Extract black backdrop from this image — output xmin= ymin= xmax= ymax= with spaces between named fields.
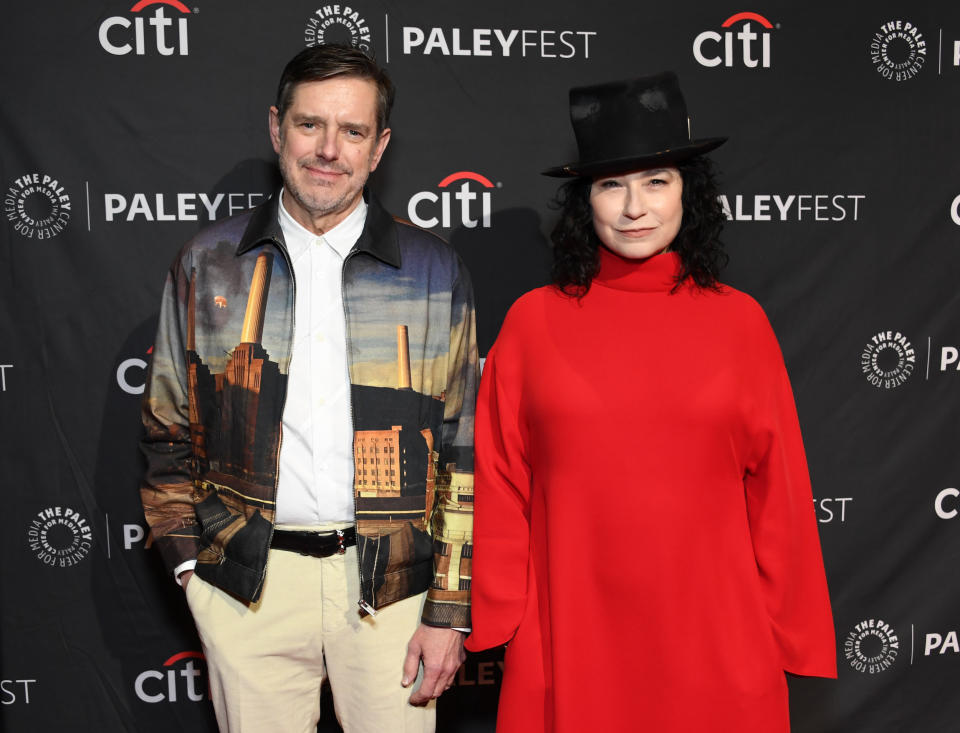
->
xmin=3 ymin=2 xmax=960 ymax=731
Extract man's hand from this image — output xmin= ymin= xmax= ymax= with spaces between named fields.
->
xmin=402 ymin=623 xmax=466 ymax=705
xmin=179 ymin=569 xmax=194 ymax=590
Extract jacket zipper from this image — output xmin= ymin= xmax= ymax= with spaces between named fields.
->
xmin=341 ymin=250 xmax=378 ymax=616
xmin=258 ymin=238 xmax=294 ymax=597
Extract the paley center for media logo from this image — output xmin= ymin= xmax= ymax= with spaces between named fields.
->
xmin=305 ymin=5 xmax=372 ymax=51
xmin=870 ymin=20 xmax=926 ymax=81
xmin=27 ymin=506 xmax=93 ymax=568
xmin=5 ymin=173 xmax=71 ymax=239
xmin=860 ymin=331 xmax=915 ymax=389
xmin=844 ymin=618 xmax=899 ymax=674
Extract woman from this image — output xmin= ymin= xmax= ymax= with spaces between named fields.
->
xmin=465 ymin=73 xmax=836 ymax=732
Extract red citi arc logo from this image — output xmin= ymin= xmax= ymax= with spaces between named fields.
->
xmin=407 ymin=171 xmax=496 ymax=230
xmin=99 ymin=0 xmax=192 ymax=56
xmin=135 ymin=651 xmax=208 ymax=703
xmin=693 ymin=12 xmax=773 ymax=68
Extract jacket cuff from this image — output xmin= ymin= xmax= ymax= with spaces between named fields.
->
xmin=421 ymin=594 xmax=471 ymax=628
xmin=154 ymin=527 xmax=201 ymax=576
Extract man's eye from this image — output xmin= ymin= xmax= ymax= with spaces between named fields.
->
xmin=346 ymin=129 xmax=363 ymax=138
xmin=300 ymin=122 xmax=315 ymax=130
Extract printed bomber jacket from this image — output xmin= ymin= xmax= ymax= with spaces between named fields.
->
xmin=140 ymin=190 xmax=478 ymax=627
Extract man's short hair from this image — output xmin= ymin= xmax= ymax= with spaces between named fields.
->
xmin=274 ymin=44 xmax=395 ymax=135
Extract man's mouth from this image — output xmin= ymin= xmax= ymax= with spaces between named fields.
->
xmin=301 ymin=162 xmax=349 ymax=179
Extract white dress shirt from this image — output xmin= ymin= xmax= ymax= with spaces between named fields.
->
xmin=274 ymin=193 xmax=365 ymax=526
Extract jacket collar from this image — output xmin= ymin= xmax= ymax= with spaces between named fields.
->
xmin=236 ymin=188 xmax=401 ymax=268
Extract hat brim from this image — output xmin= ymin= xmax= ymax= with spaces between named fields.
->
xmin=541 ymin=137 xmax=727 ymax=178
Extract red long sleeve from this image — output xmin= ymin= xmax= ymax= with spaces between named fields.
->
xmin=467 ymin=250 xmax=835 ymax=733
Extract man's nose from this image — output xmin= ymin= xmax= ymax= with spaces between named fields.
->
xmin=317 ymin=129 xmax=340 ymax=160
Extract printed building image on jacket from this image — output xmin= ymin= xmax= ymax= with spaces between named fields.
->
xmin=141 ymin=192 xmax=477 ymax=628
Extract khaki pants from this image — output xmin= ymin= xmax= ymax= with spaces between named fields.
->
xmin=185 ymin=530 xmax=434 ymax=733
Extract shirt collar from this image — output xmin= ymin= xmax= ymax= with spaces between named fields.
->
xmin=277 ymin=190 xmax=368 ymax=260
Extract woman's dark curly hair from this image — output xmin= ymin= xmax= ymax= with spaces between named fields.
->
xmin=550 ymin=155 xmax=728 ymax=296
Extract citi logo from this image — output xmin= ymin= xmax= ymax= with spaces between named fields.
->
xmin=117 ymin=347 xmax=151 ymax=395
xmin=135 ymin=651 xmax=208 ymax=703
xmin=693 ymin=12 xmax=773 ymax=68
xmin=935 ymin=488 xmax=960 ymax=519
xmin=407 ymin=171 xmax=496 ymax=230
xmin=99 ymin=0 xmax=192 ymax=56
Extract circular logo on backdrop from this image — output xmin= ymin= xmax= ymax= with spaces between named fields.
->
xmin=861 ymin=331 xmax=915 ymax=389
xmin=4 ymin=173 xmax=71 ymax=239
xmin=304 ymin=5 xmax=372 ymax=51
xmin=844 ymin=619 xmax=899 ymax=673
xmin=27 ymin=507 xmax=93 ymax=567
xmin=869 ymin=20 xmax=926 ymax=82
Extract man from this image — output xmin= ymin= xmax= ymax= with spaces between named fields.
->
xmin=140 ymin=44 xmax=477 ymax=732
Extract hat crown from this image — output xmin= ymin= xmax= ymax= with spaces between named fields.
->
xmin=569 ymin=72 xmax=691 ymax=169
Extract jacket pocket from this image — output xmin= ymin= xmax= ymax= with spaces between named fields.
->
xmin=195 ymin=493 xmax=239 ymax=552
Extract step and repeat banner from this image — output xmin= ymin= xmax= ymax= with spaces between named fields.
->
xmin=3 ymin=1 xmax=960 ymax=731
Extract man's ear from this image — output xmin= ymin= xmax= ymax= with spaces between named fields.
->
xmin=269 ymin=106 xmax=282 ymax=154
xmin=369 ymin=128 xmax=391 ymax=172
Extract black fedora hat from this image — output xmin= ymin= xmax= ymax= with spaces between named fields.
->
xmin=542 ymin=71 xmax=726 ymax=178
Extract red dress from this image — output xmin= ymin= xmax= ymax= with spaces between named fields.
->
xmin=465 ymin=249 xmax=836 ymax=732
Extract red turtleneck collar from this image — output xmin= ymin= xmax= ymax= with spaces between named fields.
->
xmin=592 ymin=246 xmax=683 ymax=293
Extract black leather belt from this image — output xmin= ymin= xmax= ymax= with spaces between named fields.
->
xmin=270 ymin=527 xmax=356 ymax=557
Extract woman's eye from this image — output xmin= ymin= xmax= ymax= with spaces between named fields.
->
xmin=599 ymin=179 xmax=621 ymax=189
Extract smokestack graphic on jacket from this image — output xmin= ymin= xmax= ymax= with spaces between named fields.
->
xmin=397 ymin=324 xmax=412 ymax=390
xmin=239 ymin=252 xmax=272 ymax=344
xmin=181 ymin=249 xmax=286 ymax=500
xmin=216 ymin=251 xmax=283 ymax=480
xmin=186 ymin=267 xmax=215 ymax=468
xmin=355 ymin=324 xmax=427 ymax=504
